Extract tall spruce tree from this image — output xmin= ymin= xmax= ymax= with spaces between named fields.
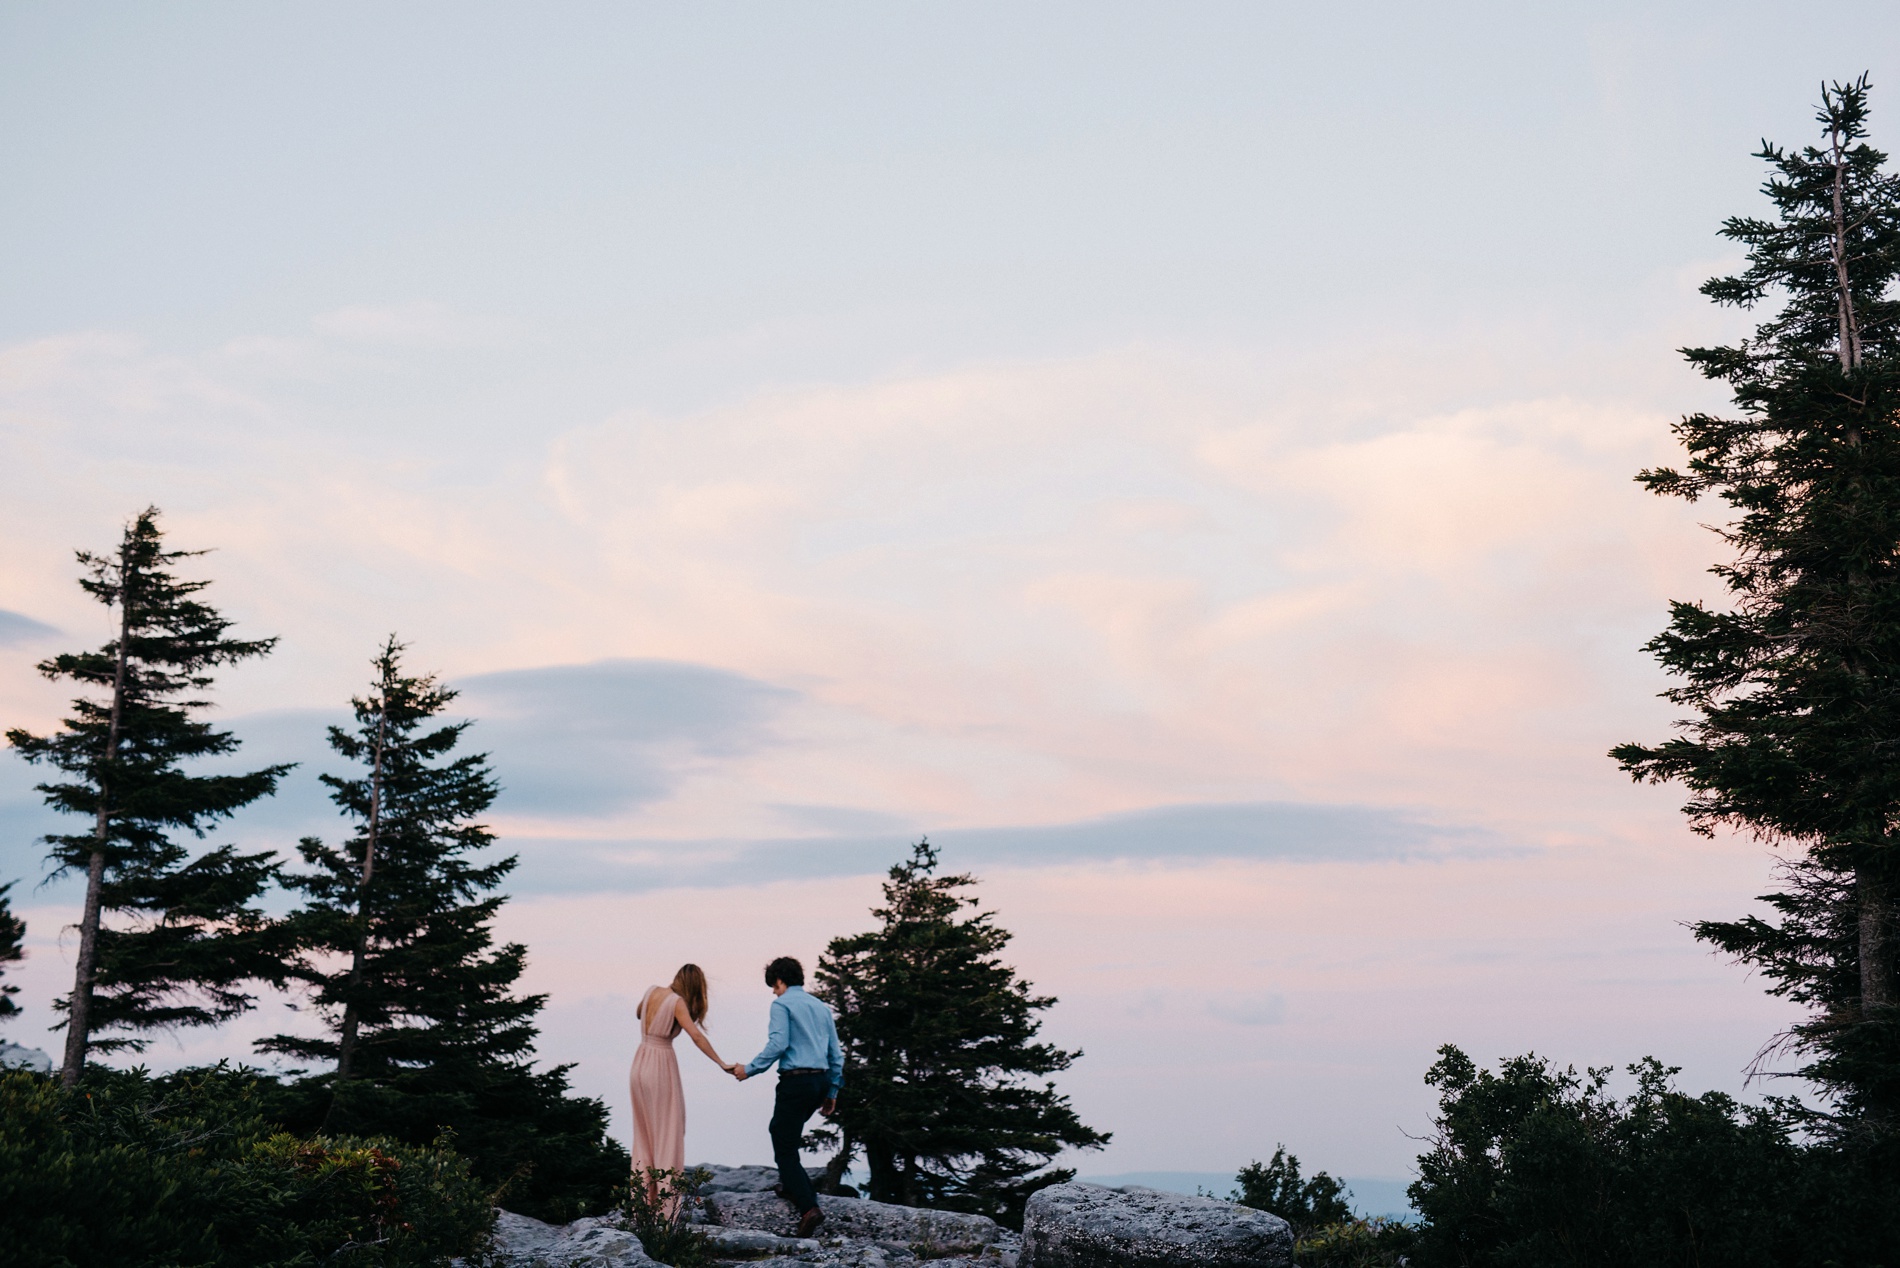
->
xmin=1612 ymin=77 xmax=1900 ymax=1126
xmin=5 ymin=509 xmax=290 ymax=1085
xmin=0 ymin=883 xmax=25 ymax=1026
xmin=813 ymin=840 xmax=1107 ymax=1227
xmin=260 ymin=638 xmax=626 ymax=1221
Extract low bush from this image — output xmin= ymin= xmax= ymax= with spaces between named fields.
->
xmin=1406 ymin=1045 xmax=1900 ymax=1268
xmin=1228 ymin=1145 xmax=1414 ymax=1267
xmin=1230 ymin=1144 xmax=1354 ymax=1238
xmin=618 ymin=1166 xmax=714 ymax=1268
xmin=0 ymin=1065 xmax=494 ymax=1267
xmin=261 ymin=1058 xmax=629 ymax=1224
xmin=1295 ymin=1216 xmax=1418 ymax=1268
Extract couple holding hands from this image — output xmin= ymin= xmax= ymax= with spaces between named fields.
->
xmin=630 ymin=956 xmax=843 ymax=1239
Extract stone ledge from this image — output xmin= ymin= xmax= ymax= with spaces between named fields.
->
xmin=486 ymin=1165 xmax=1036 ymax=1268
xmin=1021 ymin=1183 xmax=1292 ymax=1268
xmin=706 ymin=1189 xmax=1006 ymax=1249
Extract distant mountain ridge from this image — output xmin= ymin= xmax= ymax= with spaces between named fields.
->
xmin=1076 ymin=1171 xmax=1415 ymax=1220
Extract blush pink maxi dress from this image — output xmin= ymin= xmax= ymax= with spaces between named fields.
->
xmin=629 ymin=987 xmax=687 ymax=1178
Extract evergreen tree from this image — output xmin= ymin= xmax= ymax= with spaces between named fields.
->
xmin=0 ymin=883 xmax=25 ymax=1026
xmin=1612 ymin=77 xmax=1900 ymax=1125
xmin=259 ymin=638 xmax=626 ymax=1221
xmin=813 ymin=840 xmax=1107 ymax=1227
xmin=5 ymin=508 xmax=290 ymax=1084
xmin=1231 ymin=1147 xmax=1354 ymax=1240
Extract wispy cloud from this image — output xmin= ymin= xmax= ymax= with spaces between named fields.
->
xmin=1207 ymin=992 xmax=1287 ymax=1027
xmin=496 ymin=799 xmax=1509 ymax=895
xmin=1 ymin=331 xmax=1716 ymax=849
xmin=0 ymin=610 xmax=58 ymax=647
xmin=458 ymin=659 xmax=795 ymax=818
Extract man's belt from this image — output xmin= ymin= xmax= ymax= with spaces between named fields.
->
xmin=781 ymin=1067 xmax=826 ymax=1076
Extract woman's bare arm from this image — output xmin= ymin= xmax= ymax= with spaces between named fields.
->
xmin=674 ymin=995 xmax=729 ymax=1068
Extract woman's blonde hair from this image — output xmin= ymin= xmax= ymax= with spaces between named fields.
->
xmin=670 ymin=963 xmax=709 ymax=1023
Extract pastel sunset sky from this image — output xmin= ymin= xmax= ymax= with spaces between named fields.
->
xmin=3 ymin=2 xmax=1894 ymax=1186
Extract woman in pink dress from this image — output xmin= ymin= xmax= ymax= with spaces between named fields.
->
xmin=630 ymin=964 xmax=739 ymax=1201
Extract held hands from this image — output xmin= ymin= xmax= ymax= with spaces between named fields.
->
xmin=730 ymin=1063 xmax=748 ymax=1081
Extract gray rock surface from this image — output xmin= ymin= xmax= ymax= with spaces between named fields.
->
xmin=0 ymin=1042 xmax=52 ymax=1073
xmin=485 ymin=1165 xmax=1020 ymax=1268
xmin=1020 ymin=1184 xmax=1292 ymax=1268
xmin=706 ymin=1189 xmax=1005 ymax=1250
xmin=485 ymin=1210 xmax=660 ymax=1268
xmin=693 ymin=1163 xmax=830 ymax=1195
xmin=701 ymin=1226 xmax=822 ymax=1257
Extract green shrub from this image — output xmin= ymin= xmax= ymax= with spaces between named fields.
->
xmin=1230 ymin=1145 xmax=1354 ymax=1239
xmin=260 ymin=1060 xmax=630 ymax=1224
xmin=1295 ymin=1217 xmax=1418 ymax=1268
xmin=1406 ymin=1045 xmax=1900 ymax=1268
xmin=0 ymin=1065 xmax=494 ymax=1267
xmin=618 ymin=1166 xmax=714 ymax=1268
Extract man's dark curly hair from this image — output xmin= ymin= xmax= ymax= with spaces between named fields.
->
xmin=764 ymin=956 xmax=804 ymax=988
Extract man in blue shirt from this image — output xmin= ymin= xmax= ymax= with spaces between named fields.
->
xmin=735 ymin=955 xmax=844 ymax=1237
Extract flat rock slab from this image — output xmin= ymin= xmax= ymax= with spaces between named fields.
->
xmin=484 ymin=1210 xmax=659 ymax=1268
xmin=743 ymin=1249 xmax=889 ymax=1268
xmin=706 ymin=1190 xmax=1006 ymax=1250
xmin=735 ymin=1247 xmax=1007 ymax=1268
xmin=702 ymin=1225 xmax=823 ymax=1257
xmin=1021 ymin=1184 xmax=1292 ymax=1268
xmin=0 ymin=1043 xmax=52 ymax=1073
xmin=695 ymin=1163 xmax=830 ymax=1194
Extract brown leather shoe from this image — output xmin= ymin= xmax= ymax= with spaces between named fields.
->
xmin=796 ymin=1206 xmax=825 ymax=1239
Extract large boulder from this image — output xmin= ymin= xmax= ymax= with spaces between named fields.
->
xmin=705 ymin=1189 xmax=1005 ymax=1250
xmin=0 ymin=1043 xmax=52 ymax=1073
xmin=1020 ymin=1184 xmax=1292 ymax=1268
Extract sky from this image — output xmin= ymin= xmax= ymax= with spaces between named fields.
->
xmin=3 ymin=1 xmax=1897 ymax=1192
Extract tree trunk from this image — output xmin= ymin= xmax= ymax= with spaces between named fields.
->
xmin=60 ymin=546 xmax=135 ymax=1088
xmin=1862 ymin=866 xmax=1893 ymax=1014
xmin=328 ymin=703 xmax=386 ymax=1120
xmin=819 ymin=1134 xmax=855 ymax=1195
xmin=865 ymin=1141 xmax=898 ymax=1204
xmin=59 ymin=850 xmax=107 ymax=1088
xmin=1831 ymin=118 xmax=1865 ymax=371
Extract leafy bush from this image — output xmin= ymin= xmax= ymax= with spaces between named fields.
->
xmin=1406 ymin=1045 xmax=1900 ymax=1268
xmin=1230 ymin=1145 xmax=1354 ymax=1238
xmin=261 ymin=1059 xmax=630 ymax=1224
xmin=0 ymin=1065 xmax=494 ymax=1267
xmin=1295 ymin=1216 xmax=1417 ymax=1268
xmin=618 ymin=1166 xmax=713 ymax=1268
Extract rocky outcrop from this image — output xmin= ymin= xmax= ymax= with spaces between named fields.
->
xmin=705 ymin=1190 xmax=1005 ymax=1250
xmin=487 ymin=1210 xmax=660 ymax=1267
xmin=0 ymin=1043 xmax=52 ymax=1073
xmin=484 ymin=1164 xmax=1017 ymax=1268
xmin=693 ymin=1163 xmax=831 ymax=1195
xmin=1020 ymin=1183 xmax=1292 ymax=1268
xmin=700 ymin=1225 xmax=824 ymax=1258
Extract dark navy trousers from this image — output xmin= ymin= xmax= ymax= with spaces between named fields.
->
xmin=769 ymin=1071 xmax=828 ymax=1214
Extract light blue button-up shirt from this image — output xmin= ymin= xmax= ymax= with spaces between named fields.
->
xmin=745 ymin=986 xmax=844 ymax=1097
